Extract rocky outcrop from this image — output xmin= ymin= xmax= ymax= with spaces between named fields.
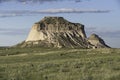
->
xmin=16 ymin=16 xmax=110 ymax=48
xmin=88 ymin=34 xmax=110 ymax=48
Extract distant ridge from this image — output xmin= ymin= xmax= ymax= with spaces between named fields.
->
xmin=15 ymin=16 xmax=110 ymax=48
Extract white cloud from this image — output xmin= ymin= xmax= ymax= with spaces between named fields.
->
xmin=0 ymin=8 xmax=110 ymax=18
xmin=37 ymin=8 xmax=110 ymax=13
xmin=0 ymin=0 xmax=87 ymax=4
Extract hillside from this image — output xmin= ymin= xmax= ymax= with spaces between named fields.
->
xmin=16 ymin=16 xmax=109 ymax=48
xmin=0 ymin=47 xmax=120 ymax=80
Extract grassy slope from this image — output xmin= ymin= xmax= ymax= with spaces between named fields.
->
xmin=0 ymin=47 xmax=120 ymax=80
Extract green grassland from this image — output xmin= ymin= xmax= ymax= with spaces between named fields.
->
xmin=0 ymin=47 xmax=120 ymax=80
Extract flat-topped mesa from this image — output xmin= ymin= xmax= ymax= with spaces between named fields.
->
xmin=22 ymin=16 xmax=89 ymax=48
xmin=26 ymin=16 xmax=86 ymax=42
xmin=34 ymin=16 xmax=85 ymax=34
xmin=16 ymin=16 xmax=110 ymax=48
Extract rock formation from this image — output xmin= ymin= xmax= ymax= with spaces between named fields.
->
xmin=16 ymin=16 xmax=110 ymax=48
xmin=88 ymin=34 xmax=110 ymax=48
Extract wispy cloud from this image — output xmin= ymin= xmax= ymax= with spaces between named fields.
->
xmin=0 ymin=14 xmax=24 ymax=17
xmin=37 ymin=8 xmax=110 ymax=14
xmin=86 ymin=27 xmax=97 ymax=31
xmin=97 ymin=30 xmax=120 ymax=37
xmin=0 ymin=28 xmax=29 ymax=35
xmin=0 ymin=0 xmax=88 ymax=4
xmin=0 ymin=8 xmax=110 ymax=18
xmin=86 ymin=27 xmax=120 ymax=38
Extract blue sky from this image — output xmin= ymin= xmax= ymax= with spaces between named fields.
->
xmin=0 ymin=0 xmax=120 ymax=48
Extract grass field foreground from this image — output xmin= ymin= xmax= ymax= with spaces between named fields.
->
xmin=0 ymin=47 xmax=120 ymax=80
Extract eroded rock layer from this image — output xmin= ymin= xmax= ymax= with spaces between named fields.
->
xmin=16 ymin=16 xmax=110 ymax=48
xmin=88 ymin=34 xmax=110 ymax=48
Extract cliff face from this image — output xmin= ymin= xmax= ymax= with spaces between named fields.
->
xmin=26 ymin=17 xmax=86 ymax=42
xmin=17 ymin=16 xmax=109 ymax=48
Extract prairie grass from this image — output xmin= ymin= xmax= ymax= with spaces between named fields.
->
xmin=0 ymin=47 xmax=120 ymax=80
